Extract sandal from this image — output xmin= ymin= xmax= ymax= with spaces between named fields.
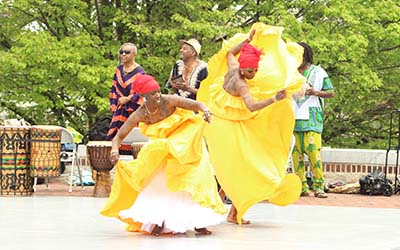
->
xmin=314 ymin=190 xmax=328 ymax=198
xmin=301 ymin=191 xmax=310 ymax=197
xmin=151 ymin=224 xmax=163 ymax=237
xmin=194 ymin=227 xmax=212 ymax=235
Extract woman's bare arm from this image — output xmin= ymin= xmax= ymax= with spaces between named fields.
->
xmin=170 ymin=95 xmax=208 ymax=112
xmin=226 ymin=30 xmax=256 ymax=70
xmin=238 ymin=84 xmax=287 ymax=112
xmin=111 ymin=110 xmax=142 ymax=153
xmin=167 ymin=95 xmax=211 ymax=122
xmin=306 ymin=88 xmax=334 ymax=98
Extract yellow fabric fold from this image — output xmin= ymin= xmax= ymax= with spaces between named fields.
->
xmin=100 ymin=108 xmax=227 ymax=228
xmin=199 ymin=23 xmax=304 ymax=223
xmin=208 ymin=83 xmax=262 ymax=121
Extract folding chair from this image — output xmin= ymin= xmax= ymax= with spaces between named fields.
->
xmin=76 ymin=144 xmax=88 ymax=167
xmin=287 ymin=134 xmax=296 ymax=173
xmin=60 ymin=129 xmax=84 ymax=193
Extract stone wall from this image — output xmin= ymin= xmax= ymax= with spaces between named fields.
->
xmin=297 ymin=148 xmax=400 ymax=184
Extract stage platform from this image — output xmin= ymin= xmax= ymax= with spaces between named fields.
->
xmin=1 ymin=196 xmax=399 ymax=250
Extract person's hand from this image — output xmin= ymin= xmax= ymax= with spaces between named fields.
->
xmin=118 ymin=96 xmax=130 ymax=105
xmin=168 ymin=81 xmax=178 ymax=91
xmin=305 ymin=86 xmax=315 ymax=96
xmin=274 ymin=89 xmax=287 ymax=102
xmin=202 ymin=110 xmax=212 ymax=123
xmin=170 ymin=78 xmax=186 ymax=90
xmin=174 ymin=81 xmax=188 ymax=91
xmin=110 ymin=150 xmax=119 ymax=165
xmin=292 ymin=83 xmax=308 ymax=99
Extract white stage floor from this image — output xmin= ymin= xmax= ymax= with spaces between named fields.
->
xmin=1 ymin=197 xmax=399 ymax=250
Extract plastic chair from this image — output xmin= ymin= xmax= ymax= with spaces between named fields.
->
xmin=60 ymin=129 xmax=84 ymax=193
xmin=287 ymin=134 xmax=296 ymax=173
xmin=76 ymin=144 xmax=88 ymax=167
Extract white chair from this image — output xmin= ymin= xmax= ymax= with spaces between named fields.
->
xmin=60 ymin=129 xmax=84 ymax=193
xmin=76 ymin=144 xmax=88 ymax=167
xmin=286 ymin=134 xmax=296 ymax=173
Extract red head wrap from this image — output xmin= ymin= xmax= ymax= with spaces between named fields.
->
xmin=133 ymin=74 xmax=160 ymax=94
xmin=237 ymin=43 xmax=262 ymax=69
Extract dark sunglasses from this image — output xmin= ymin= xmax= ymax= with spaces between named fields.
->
xmin=119 ymin=50 xmax=131 ymax=55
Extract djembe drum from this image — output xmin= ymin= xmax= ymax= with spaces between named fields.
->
xmin=87 ymin=141 xmax=113 ymax=197
xmin=0 ymin=126 xmax=33 ymax=196
xmin=131 ymin=142 xmax=146 ymax=159
xmin=30 ymin=126 xmax=62 ymax=178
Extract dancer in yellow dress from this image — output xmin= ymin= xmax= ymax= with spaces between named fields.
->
xmin=101 ymin=74 xmax=226 ymax=236
xmin=198 ymin=23 xmax=305 ymax=224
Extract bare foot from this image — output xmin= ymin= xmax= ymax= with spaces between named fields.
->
xmin=151 ymin=224 xmax=163 ymax=237
xmin=194 ymin=227 xmax=212 ymax=235
xmin=226 ymin=205 xmax=250 ymax=224
xmin=226 ymin=216 xmax=251 ymax=225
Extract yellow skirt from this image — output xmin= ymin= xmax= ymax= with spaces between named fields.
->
xmin=199 ymin=23 xmax=305 ymax=223
xmin=100 ymin=109 xmax=227 ymax=231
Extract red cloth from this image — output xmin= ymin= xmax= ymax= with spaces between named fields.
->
xmin=133 ymin=75 xmax=160 ymax=94
xmin=238 ymin=43 xmax=262 ymax=69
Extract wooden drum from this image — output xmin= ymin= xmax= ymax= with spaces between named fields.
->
xmin=30 ymin=126 xmax=62 ymax=177
xmin=131 ymin=142 xmax=146 ymax=159
xmin=0 ymin=126 xmax=33 ymax=196
xmin=87 ymin=141 xmax=113 ymax=197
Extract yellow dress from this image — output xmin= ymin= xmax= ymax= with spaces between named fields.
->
xmin=198 ymin=23 xmax=305 ymax=223
xmin=100 ymin=108 xmax=227 ymax=232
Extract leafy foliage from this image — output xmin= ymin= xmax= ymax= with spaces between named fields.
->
xmin=0 ymin=0 xmax=399 ymax=149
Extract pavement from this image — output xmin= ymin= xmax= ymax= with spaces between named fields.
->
xmin=1 ymin=175 xmax=400 ymax=250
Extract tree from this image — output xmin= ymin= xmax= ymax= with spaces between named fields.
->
xmin=234 ymin=0 xmax=400 ymax=148
xmin=0 ymin=0 xmax=113 ymax=132
xmin=0 ymin=0 xmax=398 ymax=149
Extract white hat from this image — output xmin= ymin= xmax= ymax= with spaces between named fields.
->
xmin=179 ymin=38 xmax=201 ymax=55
